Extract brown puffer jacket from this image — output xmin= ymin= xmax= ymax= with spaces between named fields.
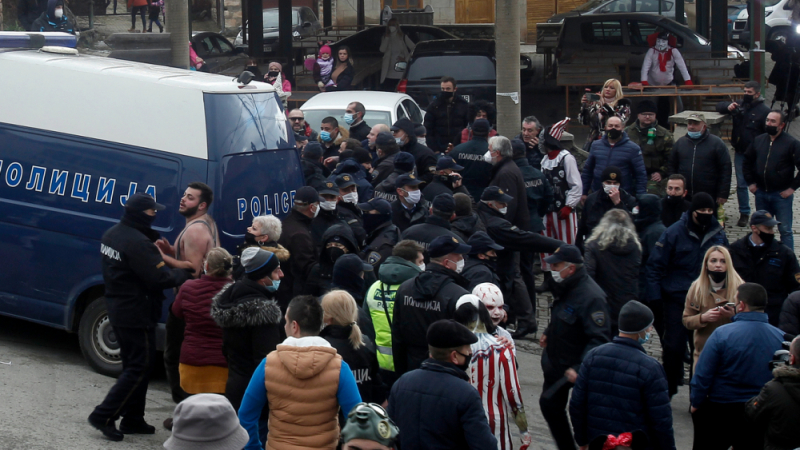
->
xmin=264 ymin=343 xmax=342 ymax=450
xmin=682 ymin=287 xmax=735 ymax=368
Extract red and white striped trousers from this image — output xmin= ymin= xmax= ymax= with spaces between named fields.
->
xmin=540 ymin=211 xmax=578 ymax=271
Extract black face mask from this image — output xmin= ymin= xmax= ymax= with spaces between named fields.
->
xmin=363 ymin=214 xmax=389 ymax=236
xmin=455 ymin=358 xmax=470 ymax=372
xmin=267 ymin=71 xmax=280 ymax=78
xmin=742 ymin=94 xmax=754 ymax=104
xmin=766 ymin=125 xmax=780 ymax=136
xmin=246 ymin=66 xmax=258 ymax=73
xmin=440 ymin=91 xmax=454 ymax=100
xmin=245 ymin=231 xmax=258 ymax=245
xmin=694 ymin=212 xmax=714 ymax=227
xmin=324 ymin=247 xmax=346 ymax=264
xmin=709 ymin=270 xmax=727 ymax=283
xmin=606 ymin=129 xmax=622 ymax=140
xmin=666 ymin=195 xmax=684 ymax=205
xmin=758 ymin=230 xmax=776 ymax=247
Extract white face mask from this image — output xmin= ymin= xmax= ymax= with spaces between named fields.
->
xmin=342 ymin=192 xmax=359 ymax=204
xmin=312 ymin=204 xmax=320 ymax=218
xmin=603 ymin=184 xmax=616 ymax=194
xmin=320 ymin=200 xmax=337 ymax=211
xmin=655 ymin=39 xmax=669 ymax=52
xmin=405 ymin=189 xmax=421 ymax=205
xmin=483 ymin=151 xmax=494 ymax=164
xmin=418 ymin=262 xmax=426 ymax=271
xmin=498 ymin=206 xmax=508 ymax=215
xmin=450 ymin=258 xmax=465 ymax=273
xmin=54 ymin=7 xmax=63 ymax=18
xmin=551 ymin=266 xmax=569 ymax=284
xmin=418 ymin=137 xmax=426 ymax=146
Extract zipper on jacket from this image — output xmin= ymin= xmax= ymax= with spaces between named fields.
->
xmin=691 ymin=144 xmax=696 ymax=196
xmin=764 ymin=139 xmax=773 ymax=192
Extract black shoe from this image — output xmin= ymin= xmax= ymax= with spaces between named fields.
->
xmin=163 ymin=417 xmax=173 ymax=431
xmin=88 ymin=416 xmax=124 ymax=442
xmin=119 ymin=419 xmax=156 ymax=435
xmin=736 ymin=214 xmax=750 ymax=227
xmin=511 ymin=325 xmax=537 ymax=339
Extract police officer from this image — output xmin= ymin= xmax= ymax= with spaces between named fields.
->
xmin=625 ymin=99 xmax=674 ymax=196
xmin=729 ymin=211 xmax=800 ymax=326
xmin=336 ymin=173 xmax=367 ymax=249
xmin=462 ymin=231 xmax=504 ymax=291
xmin=391 ymin=118 xmax=438 ymax=185
xmin=358 ymin=198 xmax=400 ymax=272
xmin=392 ymin=235 xmax=472 ymax=375
xmin=312 ymin=180 xmax=348 ymax=250
xmin=401 ymin=192 xmax=464 ymax=251
xmin=422 ymin=155 xmax=469 ymax=202
xmin=476 ymin=186 xmax=563 ymax=338
xmin=539 ymin=244 xmax=611 ymax=450
xmin=89 ymin=193 xmax=191 ymax=441
xmin=390 ymin=173 xmax=430 ymax=232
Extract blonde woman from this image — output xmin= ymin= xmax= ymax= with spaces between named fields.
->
xmin=379 ymin=18 xmax=415 ymax=91
xmin=682 ymin=246 xmax=743 ymax=367
xmin=579 ymin=78 xmax=632 ymax=147
xmin=320 ymin=290 xmax=385 ymax=405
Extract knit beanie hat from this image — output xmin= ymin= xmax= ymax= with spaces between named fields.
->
xmin=601 ymin=165 xmax=622 ymax=184
xmin=319 ymin=45 xmax=332 ymax=56
xmin=618 ymin=300 xmax=654 ymax=334
xmin=637 ymin=99 xmax=658 ymax=115
xmin=241 ymin=247 xmax=279 ymax=281
xmin=690 ymin=192 xmax=715 ymax=212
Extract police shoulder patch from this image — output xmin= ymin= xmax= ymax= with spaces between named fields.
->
xmin=368 ymin=251 xmax=382 ymax=265
xmin=428 ymin=166 xmax=437 ymax=173
xmin=591 ymin=311 xmax=606 ymax=326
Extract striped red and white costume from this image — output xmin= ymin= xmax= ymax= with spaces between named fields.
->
xmin=468 ymin=332 xmax=525 ymax=450
xmin=540 ymin=150 xmax=582 ymax=271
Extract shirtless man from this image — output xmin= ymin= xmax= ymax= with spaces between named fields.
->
xmin=155 ymin=182 xmax=219 ymax=417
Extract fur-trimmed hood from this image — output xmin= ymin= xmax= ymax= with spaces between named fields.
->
xmin=210 ymin=279 xmax=282 ymax=328
xmin=773 ymin=364 xmax=800 ymax=379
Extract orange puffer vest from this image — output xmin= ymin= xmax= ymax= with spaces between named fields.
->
xmin=264 ymin=344 xmax=342 ymax=450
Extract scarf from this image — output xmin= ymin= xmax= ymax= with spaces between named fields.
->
xmin=657 ymin=48 xmax=673 ymax=72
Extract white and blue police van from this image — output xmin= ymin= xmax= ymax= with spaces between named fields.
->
xmin=0 ymin=33 xmax=303 ymax=376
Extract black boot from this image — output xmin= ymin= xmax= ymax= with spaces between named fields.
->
xmin=88 ymin=416 xmax=124 ymax=442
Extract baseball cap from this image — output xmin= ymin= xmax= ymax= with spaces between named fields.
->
xmin=358 ymin=198 xmax=392 ymax=215
xmin=125 ymin=192 xmax=165 ymax=212
xmin=431 ymin=193 xmax=456 ymax=214
xmin=302 ymin=141 xmax=324 ymax=159
xmin=395 ymin=173 xmax=423 ymax=189
xmin=294 ymin=186 xmax=320 ymax=205
xmin=687 ymin=113 xmax=706 ymax=123
xmin=471 ymin=119 xmax=491 ymax=135
xmin=375 ymin=131 xmax=395 ymax=147
xmin=543 ymin=244 xmax=584 ymax=265
xmin=436 ymin=156 xmax=463 ymax=171
xmin=428 ymin=235 xmax=471 ymax=258
xmin=391 ymin=118 xmax=415 ymax=136
xmin=467 ymin=231 xmax=504 ymax=254
xmin=393 ymin=152 xmax=416 ymax=173
xmin=335 ymin=173 xmax=357 ymax=189
xmin=750 ymin=210 xmax=780 ymax=227
xmin=415 ymin=124 xmax=426 ymax=137
xmin=319 ymin=180 xmax=339 ymax=196
xmin=480 ymin=186 xmax=513 ymax=203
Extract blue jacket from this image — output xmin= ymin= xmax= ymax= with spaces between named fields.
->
xmin=387 ymin=359 xmax=498 ymax=450
xmin=645 ymin=212 xmax=728 ymax=301
xmin=582 ymin=132 xmax=648 ymax=195
xmin=570 ymin=337 xmax=676 ymax=450
xmin=691 ymin=312 xmax=785 ymax=407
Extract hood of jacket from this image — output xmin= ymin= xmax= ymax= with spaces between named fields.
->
xmin=679 ymin=211 xmax=723 ymax=244
xmin=333 ymin=159 xmax=366 ymax=176
xmin=209 ymin=279 xmax=282 ymax=328
xmin=260 ymin=241 xmax=290 ymax=262
xmin=47 ymin=0 xmax=61 ymax=21
xmin=412 ymin=263 xmax=469 ymax=300
xmin=302 ymin=158 xmax=325 ymax=177
xmin=275 ymin=336 xmax=337 ymax=380
xmin=451 ymin=213 xmax=479 ymax=235
xmin=320 ymin=223 xmax=360 ymax=255
xmin=378 ymin=256 xmax=422 ymax=285
xmin=773 ymin=365 xmax=800 ymax=404
xmin=634 ymin=194 xmax=663 ymax=230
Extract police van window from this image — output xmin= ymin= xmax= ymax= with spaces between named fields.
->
xmin=204 ymin=93 xmax=291 ymax=157
xmin=581 ymin=21 xmax=624 ymax=46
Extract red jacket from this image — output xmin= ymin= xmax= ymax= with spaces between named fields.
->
xmin=172 ymin=275 xmax=230 ymax=367
xmin=460 ymin=126 xmax=497 ymax=143
xmin=128 ymin=0 xmax=149 ymax=7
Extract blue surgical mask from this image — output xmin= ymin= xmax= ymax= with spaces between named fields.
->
xmin=265 ymin=279 xmax=280 ymax=292
xmin=638 ymin=331 xmax=652 ymax=345
xmin=344 ymin=113 xmax=355 ymax=125
xmin=395 ymin=137 xmax=404 ymax=146
xmin=687 ymin=130 xmax=702 ymax=139
xmin=320 ymin=131 xmax=332 ymax=142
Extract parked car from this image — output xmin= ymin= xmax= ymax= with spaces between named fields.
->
xmin=234 ymin=7 xmax=322 ymax=57
xmin=299 ymin=91 xmax=425 ymax=133
xmin=548 ymin=0 xmax=686 ymax=23
xmin=728 ymin=3 xmax=747 ymax=34
xmin=556 ymin=13 xmax=744 ymax=83
xmin=329 ymin=25 xmax=459 ymax=89
xmin=731 ymin=0 xmax=791 ymax=48
xmin=191 ymin=32 xmax=249 ymax=76
xmin=394 ymin=39 xmax=535 ymax=109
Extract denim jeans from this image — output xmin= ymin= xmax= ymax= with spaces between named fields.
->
xmin=734 ymin=153 xmax=751 ymax=215
xmin=755 ymin=189 xmax=794 ymax=250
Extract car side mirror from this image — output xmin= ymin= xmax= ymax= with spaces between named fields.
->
xmin=394 ymin=61 xmax=407 ymax=72
xmin=303 ymin=21 xmax=312 ymax=27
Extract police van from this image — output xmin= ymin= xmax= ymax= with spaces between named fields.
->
xmin=0 ymin=33 xmax=303 ymax=376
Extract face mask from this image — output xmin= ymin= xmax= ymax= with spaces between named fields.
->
xmin=687 ymin=130 xmax=703 ymax=139
xmin=363 ymin=214 xmax=388 ymax=235
xmin=325 ymin=247 xmax=346 ymax=263
xmin=603 ymin=184 xmax=616 ymax=194
xmin=694 ymin=212 xmax=713 ymax=227
xmin=455 ymin=357 xmax=470 ymax=372
xmin=342 ymin=192 xmax=359 ymax=204
xmin=245 ymin=231 xmax=258 ymax=245
xmin=54 ymin=8 xmax=63 ymax=18
xmin=742 ymin=94 xmax=754 ymax=104
xmin=344 ymin=113 xmax=355 ymax=125
xmin=638 ymin=331 xmax=652 ymax=345
xmin=418 ymin=262 xmax=426 ymax=271
xmin=606 ymin=129 xmax=622 ymax=140
xmin=498 ymin=206 xmax=508 ymax=215
xmin=320 ymin=131 xmax=333 ymax=142
xmin=440 ymin=91 xmax=454 ymax=100
xmin=418 ymin=137 xmax=426 ymax=146
xmin=449 ymin=258 xmax=464 ymax=273
xmin=404 ymin=189 xmax=421 ymax=205
xmin=654 ymin=39 xmax=668 ymax=51
xmin=709 ymin=270 xmax=727 ymax=283
xmin=395 ymin=137 xmax=405 ymax=146
xmin=759 ymin=231 xmax=776 ymax=247
xmin=666 ymin=195 xmax=684 ymax=205
xmin=483 ymin=151 xmax=494 ymax=164
xmin=320 ymin=200 xmax=337 ymax=211
xmin=265 ymin=279 xmax=280 ymax=292
xmin=312 ymin=204 xmax=320 ymax=218
xmin=766 ymin=125 xmax=779 ymax=136
xmin=551 ymin=268 xmax=565 ymax=284
xmin=246 ymin=65 xmax=258 ymax=73
xmin=267 ymin=71 xmax=279 ymax=78
xmin=388 ymin=26 xmax=397 ymax=33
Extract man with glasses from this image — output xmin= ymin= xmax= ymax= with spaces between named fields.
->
xmin=625 ymin=100 xmax=674 ymax=197
xmin=288 ymin=109 xmax=318 ymax=142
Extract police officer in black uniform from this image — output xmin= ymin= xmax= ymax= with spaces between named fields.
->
xmin=392 ymin=235 xmax=472 ymax=375
xmin=422 ymin=155 xmax=470 ymax=202
xmin=312 ymin=180 xmax=348 ymax=251
xmin=462 ymin=231 xmax=504 ymax=291
xmin=336 ymin=173 xmax=367 ymax=249
xmin=539 ymin=244 xmax=611 ymax=450
xmin=476 ymin=186 xmax=562 ymax=338
xmin=401 ymin=193 xmax=464 ymax=251
xmin=359 ymin=198 xmax=401 ymax=272
xmin=89 ymin=193 xmax=191 ymax=441
xmin=391 ymin=174 xmax=430 ymax=232
xmin=729 ymin=210 xmax=800 ymax=326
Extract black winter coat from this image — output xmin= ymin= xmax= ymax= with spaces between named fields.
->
xmin=320 ymin=324 xmax=386 ymax=404
xmin=585 ymin=239 xmax=642 ymax=332
xmin=746 ymin=365 xmax=800 ymax=450
xmin=302 ymin=158 xmax=328 ymax=192
xmin=390 ymin=198 xmax=430 ymax=232
xmin=311 ymin=208 xmax=348 ymax=253
xmin=780 ymin=291 xmax=800 ymax=336
xmin=348 ymin=121 xmax=371 ymax=142
xmin=401 ymin=214 xmax=465 ymax=251
xmin=660 ymin=196 xmax=691 ymax=228
xmin=668 ymin=129 xmax=732 ymax=200
xmin=515 ymin=156 xmax=553 ymax=233
xmin=337 ymin=201 xmax=367 ymax=249
xmin=570 ymin=337 xmax=676 ymax=450
xmin=451 ymin=213 xmax=486 ymax=242
xmin=743 ymin=131 xmax=800 ymax=193
xmin=716 ymin=97 xmax=770 ymax=154
xmin=361 ymin=221 xmax=400 ymax=271
xmin=276 ymin=209 xmax=316 ymax=310
xmin=490 ymin=157 xmax=531 ymax=231
xmin=371 ymin=150 xmax=399 ymax=187
xmin=515 ymin=132 xmax=543 ymax=171
xmin=635 ymin=195 xmax=666 ymax=298
xmin=450 ymin=136 xmax=492 ymax=201
xmin=421 ymin=174 xmax=470 ymax=202
xmin=388 ymin=359 xmax=498 ymax=450
xmin=423 ymin=95 xmax=470 ymax=153
xmin=577 ymin=188 xmax=637 ymax=250
xmin=304 ymin=224 xmax=361 ymax=297
xmin=101 ymin=219 xmax=190 ymax=328
xmin=399 ymin=138 xmax=438 ymax=184
xmin=210 ymin=279 xmax=282 ymax=410
xmin=543 ymin=267 xmax=611 ymax=378
xmin=392 ymin=264 xmax=470 ymax=374
xmin=462 ymin=257 xmax=500 ymax=291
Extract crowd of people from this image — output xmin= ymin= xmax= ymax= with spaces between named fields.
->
xmin=85 ymin=74 xmax=800 ymax=450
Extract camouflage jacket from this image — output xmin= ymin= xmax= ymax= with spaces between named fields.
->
xmin=625 ymin=123 xmax=674 ymax=176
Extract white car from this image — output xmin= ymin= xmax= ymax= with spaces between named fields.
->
xmin=299 ymin=91 xmax=425 ymax=133
xmin=731 ymin=0 xmax=792 ymax=46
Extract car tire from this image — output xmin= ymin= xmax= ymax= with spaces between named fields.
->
xmin=770 ymin=27 xmax=789 ymax=45
xmin=79 ymin=297 xmax=123 ymax=378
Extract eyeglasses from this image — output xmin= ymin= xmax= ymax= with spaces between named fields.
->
xmin=289 ymin=117 xmax=304 ymax=122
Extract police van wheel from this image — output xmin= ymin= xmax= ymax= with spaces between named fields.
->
xmin=79 ymin=298 xmax=123 ymax=378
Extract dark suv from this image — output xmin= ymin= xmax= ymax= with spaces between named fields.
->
xmin=396 ymin=39 xmax=534 ymax=109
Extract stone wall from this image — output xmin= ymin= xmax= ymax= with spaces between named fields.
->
xmin=224 ymin=0 xmax=242 ymax=29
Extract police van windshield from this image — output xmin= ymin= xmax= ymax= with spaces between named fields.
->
xmin=204 ymin=92 xmax=292 ymax=158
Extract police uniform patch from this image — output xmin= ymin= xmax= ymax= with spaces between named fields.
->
xmin=428 ymin=166 xmax=437 ymax=173
xmin=610 ymin=173 xmax=617 ymax=180
xmin=591 ymin=311 xmax=605 ymax=326
xmin=156 ymin=261 xmax=165 ymax=269
xmin=372 ymin=169 xmax=379 ymax=179
xmin=452 ymin=237 xmax=458 ymax=243
xmin=368 ymin=251 xmax=382 ymax=265
xmin=409 ymin=174 xmax=415 ymax=179
xmin=343 ymin=175 xmax=351 ymax=181
xmin=510 ymin=226 xmax=519 ymax=231
xmin=326 ymin=182 xmax=334 ymax=188
xmin=498 ymin=188 xmax=504 ymax=194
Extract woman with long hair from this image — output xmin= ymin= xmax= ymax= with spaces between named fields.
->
xmin=379 ymin=18 xmax=415 ymax=91
xmin=320 ymin=290 xmax=385 ymax=404
xmin=453 ymin=295 xmax=531 ymax=450
xmin=325 ymin=46 xmax=355 ymax=92
xmin=578 ymin=78 xmax=631 ymax=148
xmin=682 ymin=246 xmax=743 ymax=367
xmin=584 ymin=209 xmax=642 ymax=335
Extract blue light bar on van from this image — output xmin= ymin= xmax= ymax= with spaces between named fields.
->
xmin=0 ymin=31 xmax=77 ymax=49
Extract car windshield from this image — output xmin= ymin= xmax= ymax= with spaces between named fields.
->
xmin=204 ymin=92 xmax=291 ymax=156
xmin=301 ymin=110 xmax=392 ymax=133
xmin=262 ymin=10 xmax=299 ymax=28
xmin=574 ymin=0 xmax=608 ymax=12
xmin=407 ymin=55 xmax=495 ymax=81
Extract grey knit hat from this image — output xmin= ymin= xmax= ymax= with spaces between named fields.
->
xmin=618 ymin=300 xmax=654 ymax=334
xmin=241 ymin=247 xmax=279 ymax=281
